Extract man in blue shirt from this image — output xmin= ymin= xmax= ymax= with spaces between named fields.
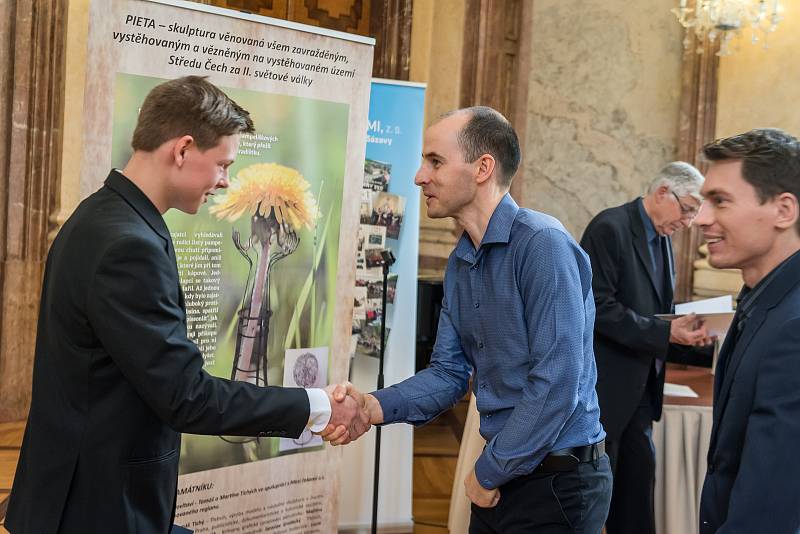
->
xmin=329 ymin=106 xmax=611 ymax=532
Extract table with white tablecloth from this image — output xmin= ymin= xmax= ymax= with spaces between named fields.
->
xmin=448 ymin=366 xmax=714 ymax=534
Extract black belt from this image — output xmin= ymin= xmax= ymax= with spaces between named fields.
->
xmin=535 ymin=440 xmax=605 ymax=474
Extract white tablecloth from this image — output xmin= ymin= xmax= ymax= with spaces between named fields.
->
xmin=448 ymin=394 xmax=483 ymax=534
xmin=448 ymin=397 xmax=713 ymax=534
xmin=653 ymin=403 xmax=713 ymax=534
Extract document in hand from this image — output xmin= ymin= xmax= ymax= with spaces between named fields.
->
xmin=656 ymin=295 xmax=735 ymax=338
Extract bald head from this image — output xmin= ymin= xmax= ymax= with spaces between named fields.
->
xmin=439 ymin=106 xmax=521 ymax=188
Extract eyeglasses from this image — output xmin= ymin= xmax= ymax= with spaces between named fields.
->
xmin=671 ymin=192 xmax=699 ymax=219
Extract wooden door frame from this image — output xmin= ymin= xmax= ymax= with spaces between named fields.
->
xmin=459 ymin=0 xmax=533 ymax=203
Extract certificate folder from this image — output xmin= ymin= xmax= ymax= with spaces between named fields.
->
xmin=656 ymin=295 xmax=735 ymax=338
xmin=655 ymin=311 xmax=735 ymax=339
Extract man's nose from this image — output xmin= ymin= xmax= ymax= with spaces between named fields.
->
xmin=414 ymin=168 xmax=427 ymax=186
xmin=693 ymin=203 xmax=711 ymax=226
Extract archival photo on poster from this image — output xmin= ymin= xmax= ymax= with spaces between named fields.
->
xmin=110 ymin=72 xmax=349 ymax=473
xmin=360 ymin=191 xmax=406 ymax=239
xmin=363 ymin=158 xmax=391 ymax=192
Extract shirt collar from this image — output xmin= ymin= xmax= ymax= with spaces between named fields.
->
xmin=738 ymin=248 xmax=800 ymax=318
xmin=637 ymin=197 xmax=658 ymax=243
xmin=454 ymin=193 xmax=519 ymax=261
xmin=105 ymin=169 xmax=171 ymax=244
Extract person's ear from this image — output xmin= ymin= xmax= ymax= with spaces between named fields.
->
xmin=171 ymin=135 xmax=195 ymax=168
xmin=773 ymin=192 xmax=799 ymax=231
xmin=655 ymin=185 xmax=670 ymax=203
xmin=475 ymin=154 xmax=496 ymax=185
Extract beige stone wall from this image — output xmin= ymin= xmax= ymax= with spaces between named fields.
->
xmin=406 ymin=0 xmax=688 ymax=273
xmin=522 ymin=0 xmax=685 ymax=238
xmin=693 ymin=4 xmax=800 ymax=299
xmin=716 ymin=2 xmax=800 ymax=138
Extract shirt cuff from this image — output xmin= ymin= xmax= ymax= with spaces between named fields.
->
xmin=474 ymin=448 xmax=510 ymax=490
xmin=371 ymin=386 xmax=408 ymax=424
xmin=305 ymin=388 xmax=331 ymax=432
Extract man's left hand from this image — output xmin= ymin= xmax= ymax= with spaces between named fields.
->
xmin=465 ymin=468 xmax=500 ymax=508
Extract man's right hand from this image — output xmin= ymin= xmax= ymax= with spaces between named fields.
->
xmin=669 ymin=313 xmax=714 ymax=346
xmin=317 ymin=383 xmax=383 ymax=445
xmin=316 ymin=382 xmax=371 ymax=446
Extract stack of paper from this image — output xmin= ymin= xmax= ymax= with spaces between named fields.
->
xmin=664 ymin=382 xmax=699 ymax=398
xmin=675 ymin=295 xmax=733 ymax=315
xmin=657 ymin=295 xmax=735 ymax=338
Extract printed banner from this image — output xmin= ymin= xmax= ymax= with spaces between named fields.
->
xmin=339 ymin=79 xmax=424 ymax=528
xmin=82 ymin=0 xmax=373 ymax=532
xmin=351 ymin=80 xmax=424 ymax=360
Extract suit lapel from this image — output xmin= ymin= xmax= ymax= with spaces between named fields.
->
xmin=104 ymin=170 xmax=185 ymax=312
xmin=664 ymin=236 xmax=675 ymax=310
xmin=712 ymin=322 xmax=737 ymax=406
xmin=707 ymin=313 xmax=741 ymax=459
xmin=105 ymin=170 xmax=172 ymax=253
xmin=712 ymin=313 xmax=765 ymax=430
xmin=628 ymin=203 xmax=662 ymax=304
xmin=708 ymin=251 xmax=800 ymax=456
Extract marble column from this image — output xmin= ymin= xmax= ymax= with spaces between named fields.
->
xmin=0 ymin=0 xmax=67 ymax=422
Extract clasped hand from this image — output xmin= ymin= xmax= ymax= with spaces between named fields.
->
xmin=669 ymin=313 xmax=715 ymax=347
xmin=313 ymin=382 xmax=383 ymax=446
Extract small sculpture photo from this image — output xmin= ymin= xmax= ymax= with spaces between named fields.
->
xmin=280 ymin=347 xmax=329 ymax=451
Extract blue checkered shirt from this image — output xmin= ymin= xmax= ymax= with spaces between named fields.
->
xmin=374 ymin=194 xmax=605 ymax=489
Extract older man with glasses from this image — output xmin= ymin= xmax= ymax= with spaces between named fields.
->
xmin=580 ymin=161 xmax=715 ymax=534
xmin=673 ymin=191 xmax=700 ymax=218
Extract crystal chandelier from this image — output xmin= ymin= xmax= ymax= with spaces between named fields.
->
xmin=672 ymin=0 xmax=783 ymax=55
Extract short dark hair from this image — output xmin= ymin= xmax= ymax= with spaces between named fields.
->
xmin=445 ymin=106 xmax=521 ymax=187
xmin=703 ymin=128 xmax=800 ymax=204
xmin=132 ymin=76 xmax=254 ymax=152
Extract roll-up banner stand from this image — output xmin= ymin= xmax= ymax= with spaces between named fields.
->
xmin=82 ymin=1 xmax=373 ymax=531
xmin=339 ymin=79 xmax=426 ymax=530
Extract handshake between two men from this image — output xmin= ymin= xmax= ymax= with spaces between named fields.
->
xmin=316 ymin=383 xmax=382 ymax=445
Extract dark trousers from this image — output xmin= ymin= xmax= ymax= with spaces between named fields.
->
xmin=605 ymin=403 xmax=657 ymax=534
xmin=469 ymin=454 xmax=612 ymax=533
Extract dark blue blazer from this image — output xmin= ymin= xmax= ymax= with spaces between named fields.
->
xmin=581 ymin=200 xmax=709 ymax=440
xmin=700 ymin=250 xmax=800 ymax=533
xmin=6 ymin=171 xmax=309 ymax=534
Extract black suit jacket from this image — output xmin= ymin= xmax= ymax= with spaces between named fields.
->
xmin=580 ymin=199 xmax=709 ymax=441
xmin=699 ymin=252 xmax=800 ymax=533
xmin=6 ymin=171 xmax=310 ymax=534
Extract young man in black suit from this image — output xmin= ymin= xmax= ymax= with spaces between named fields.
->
xmin=6 ymin=76 xmax=367 ymax=534
xmin=580 ymin=162 xmax=713 ymax=534
xmin=696 ymin=129 xmax=800 ymax=533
